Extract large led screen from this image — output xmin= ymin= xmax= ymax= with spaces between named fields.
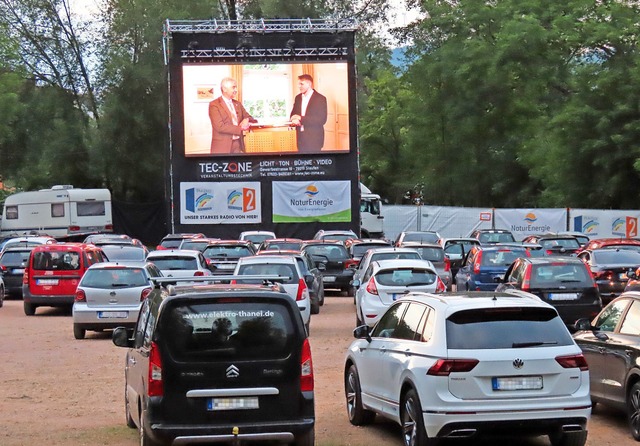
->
xmin=182 ymin=62 xmax=350 ymax=157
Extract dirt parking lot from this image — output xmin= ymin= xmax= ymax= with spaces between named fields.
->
xmin=0 ymin=293 xmax=632 ymax=445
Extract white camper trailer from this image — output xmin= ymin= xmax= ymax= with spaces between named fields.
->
xmin=0 ymin=185 xmax=113 ymax=238
xmin=360 ymin=183 xmax=384 ymax=238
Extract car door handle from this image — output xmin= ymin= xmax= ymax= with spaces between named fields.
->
xmin=129 ymin=358 xmax=137 ymax=365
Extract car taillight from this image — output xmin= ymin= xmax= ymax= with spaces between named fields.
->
xmin=427 ymin=359 xmax=479 ymax=376
xmin=444 ymin=257 xmax=451 ymax=272
xmin=296 ymin=278 xmax=309 ymax=301
xmin=140 ymin=287 xmax=152 ymax=301
xmin=105 ymin=224 xmax=113 ymax=231
xmin=194 ymin=271 xmax=204 ymax=276
xmin=522 ymin=265 xmax=532 ymax=291
xmin=545 ymin=249 xmax=553 ymax=256
xmin=473 ymin=252 xmax=482 ymax=274
xmin=300 ymin=338 xmax=314 ymax=392
xmin=156 ymin=245 xmax=165 ymax=250
xmin=0 ymin=265 xmax=6 ymax=273
xmin=148 ymin=341 xmax=163 ymax=397
xmin=556 ymin=354 xmax=588 ymax=371
xmin=23 ymin=268 xmax=29 ymax=284
xmin=594 ymin=271 xmax=614 ymax=281
xmin=344 ymin=259 xmax=358 ymax=270
xmin=68 ymin=225 xmax=80 ymax=232
xmin=435 ymin=277 xmax=446 ymax=293
xmin=365 ymin=277 xmax=378 ymax=295
xmin=75 ymin=289 xmax=86 ymax=302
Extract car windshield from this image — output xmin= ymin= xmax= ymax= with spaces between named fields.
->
xmin=161 ymin=301 xmax=294 ymax=361
xmin=80 ymin=268 xmax=148 ymax=288
xmin=530 ymin=263 xmax=592 ymax=287
xmin=447 ymin=307 xmax=573 ymax=349
xmin=150 ymin=256 xmax=198 ymax=270
xmin=375 ymin=268 xmax=437 ymax=286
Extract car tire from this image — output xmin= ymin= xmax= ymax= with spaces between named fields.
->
xmin=401 ymin=388 xmax=438 ymax=446
xmin=549 ymin=430 xmax=587 ymax=446
xmin=319 ymin=288 xmax=325 ymax=306
xmin=125 ymin=386 xmax=136 ymax=429
xmin=293 ymin=427 xmax=314 ymax=446
xmin=628 ymin=381 xmax=640 ymax=441
xmin=355 ymin=310 xmax=363 ymax=327
xmin=0 ymin=285 xmax=4 ymax=308
xmin=347 ymin=286 xmax=355 ymax=298
xmin=140 ymin=410 xmax=160 ymax=446
xmin=73 ymin=324 xmax=86 ymax=340
xmin=23 ymin=301 xmax=35 ymax=316
xmin=310 ymin=299 xmax=320 ymax=315
xmin=345 ymin=364 xmax=375 ymax=425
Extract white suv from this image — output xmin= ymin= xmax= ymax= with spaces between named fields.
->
xmin=344 ymin=291 xmax=591 ymax=446
xmin=234 ymin=255 xmax=311 ymax=331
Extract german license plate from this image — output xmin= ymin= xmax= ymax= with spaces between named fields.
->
xmin=323 ymin=276 xmax=336 ymax=283
xmin=207 ymin=397 xmax=259 ymax=411
xmin=492 ymin=376 xmax=543 ymax=391
xmin=548 ymin=293 xmax=578 ymax=301
xmin=12 ymin=268 xmax=25 ymax=274
xmin=98 ymin=311 xmax=128 ymax=319
xmin=217 ymin=264 xmax=235 ymax=269
xmin=36 ymin=279 xmax=59 ymax=285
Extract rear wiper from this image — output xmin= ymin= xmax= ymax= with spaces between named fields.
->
xmin=112 ymin=283 xmax=130 ymax=287
xmin=512 ymin=341 xmax=558 ymax=348
xmin=559 ymin=279 xmax=582 ymax=283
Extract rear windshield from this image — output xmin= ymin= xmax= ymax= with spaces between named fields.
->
xmin=31 ymin=250 xmax=81 ymax=271
xmin=203 ymin=246 xmax=254 ymax=259
xmin=80 ymin=268 xmax=148 ymax=288
xmin=160 ymin=239 xmax=183 ymax=249
xmin=479 ymin=232 xmax=516 ymax=243
xmin=593 ymin=249 xmax=640 ymax=264
xmin=529 ymin=263 xmax=592 ymax=287
xmin=244 ymin=234 xmax=273 ymax=244
xmin=150 ymin=256 xmax=198 ymax=270
xmin=264 ymin=241 xmax=303 ymax=251
xmin=180 ymin=241 xmax=209 ymax=251
xmin=446 ymin=307 xmax=573 ymax=349
xmin=540 ymin=238 xmax=580 ymax=249
xmin=352 ymin=244 xmax=387 ymax=257
xmin=403 ymin=233 xmax=439 ymax=244
xmin=413 ymin=247 xmax=445 ymax=263
xmin=370 ymin=252 xmax=421 ymax=262
xmin=0 ymin=251 xmax=31 ymax=266
xmin=236 ymin=263 xmax=298 ymax=284
xmin=480 ymin=249 xmax=524 ymax=266
xmin=102 ymin=247 xmax=146 ymax=262
xmin=375 ymin=268 xmax=437 ymax=286
xmin=161 ymin=301 xmax=295 ymax=361
xmin=304 ymin=244 xmax=349 ymax=260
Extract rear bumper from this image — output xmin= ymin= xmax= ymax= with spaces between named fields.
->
xmin=433 ymin=415 xmax=588 ymax=439
xmin=72 ymin=303 xmax=141 ymax=329
xmin=23 ymin=286 xmax=74 ymax=306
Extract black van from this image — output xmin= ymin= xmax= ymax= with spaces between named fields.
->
xmin=112 ymin=281 xmax=315 ymax=446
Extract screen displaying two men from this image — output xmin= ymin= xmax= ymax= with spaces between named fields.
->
xmin=182 ymin=62 xmax=350 ymax=157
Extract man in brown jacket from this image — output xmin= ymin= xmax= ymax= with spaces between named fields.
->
xmin=209 ymin=77 xmax=254 ymax=154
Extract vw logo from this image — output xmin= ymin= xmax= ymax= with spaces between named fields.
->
xmin=513 ymin=358 xmax=524 ymax=369
xmin=226 ymin=365 xmax=240 ymax=378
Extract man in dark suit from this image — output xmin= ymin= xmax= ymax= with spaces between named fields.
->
xmin=209 ymin=77 xmax=254 ymax=154
xmin=290 ymin=74 xmax=327 ymax=153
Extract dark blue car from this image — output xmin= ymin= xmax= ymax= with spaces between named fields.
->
xmin=455 ymin=245 xmax=528 ymax=291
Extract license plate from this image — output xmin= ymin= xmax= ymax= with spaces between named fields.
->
xmin=12 ymin=268 xmax=25 ymax=274
xmin=36 ymin=279 xmax=59 ymax=286
xmin=217 ymin=264 xmax=235 ymax=269
xmin=323 ymin=276 xmax=336 ymax=283
xmin=492 ymin=376 xmax=543 ymax=391
xmin=207 ymin=397 xmax=259 ymax=411
xmin=98 ymin=311 xmax=128 ymax=319
xmin=548 ymin=293 xmax=579 ymax=301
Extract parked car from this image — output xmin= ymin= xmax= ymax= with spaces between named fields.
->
xmin=234 ymin=255 xmax=311 ymax=331
xmin=257 ymin=238 xmax=304 ymax=253
xmin=343 ymin=239 xmax=392 ymax=266
xmin=202 ymin=240 xmax=256 ymax=275
xmin=344 ymin=291 xmax=590 ymax=446
xmin=101 ymin=244 xmax=149 ymax=263
xmin=497 ymin=256 xmax=603 ymax=328
xmin=312 ymin=229 xmax=358 ymax=243
xmin=238 ymin=230 xmax=277 ymax=249
xmin=22 ymin=243 xmax=108 ymax=315
xmin=455 ymin=245 xmax=528 ymax=291
xmin=350 ymin=247 xmax=424 ymax=298
xmin=155 ymin=233 xmax=205 ymax=250
xmin=256 ymin=249 xmax=325 ymax=314
xmin=581 ymin=238 xmax=640 ymax=253
xmin=146 ymin=249 xmax=212 ymax=278
xmin=468 ymin=228 xmax=516 ymax=244
xmin=301 ymin=241 xmax=357 ymax=295
xmin=521 ymin=234 xmax=581 ymax=256
xmin=112 ymin=281 xmax=314 ymax=446
xmin=573 ymin=291 xmax=640 ymax=440
xmin=439 ymin=237 xmax=481 ymax=281
xmin=83 ymin=233 xmax=133 ymax=246
xmin=578 ymin=248 xmax=640 ymax=303
xmin=72 ymin=262 xmax=162 ymax=339
xmin=353 ymin=259 xmax=443 ymax=327
xmin=0 ymin=246 xmax=34 ymax=297
xmin=394 ymin=230 xmax=440 ymax=246
xmin=396 ymin=242 xmax=452 ymax=290
xmin=556 ymin=231 xmax=590 ymax=247
xmin=178 ymin=237 xmax=220 ymax=252
xmin=0 ymin=235 xmax=56 ymax=254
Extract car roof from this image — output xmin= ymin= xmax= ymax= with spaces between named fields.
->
xmin=86 ymin=261 xmax=152 ymax=270
xmin=237 ymin=255 xmax=297 ymax=264
xmin=522 ymin=256 xmax=586 ymax=265
xmin=398 ymin=290 xmax=550 ymax=314
xmin=398 ymin=242 xmax=442 ymax=249
xmin=147 ymin=249 xmax=201 ymax=258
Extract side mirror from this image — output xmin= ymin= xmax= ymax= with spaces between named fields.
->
xmin=628 ymin=268 xmax=638 ymax=280
xmin=350 ymin=279 xmax=361 ymax=288
xmin=304 ymin=274 xmax=314 ymax=285
xmin=318 ymin=263 xmax=326 ymax=272
xmin=112 ymin=326 xmax=134 ymax=348
xmin=353 ymin=325 xmax=372 ymax=342
xmin=573 ymin=318 xmax=593 ymax=332
xmin=493 ymin=275 xmax=505 ymax=283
